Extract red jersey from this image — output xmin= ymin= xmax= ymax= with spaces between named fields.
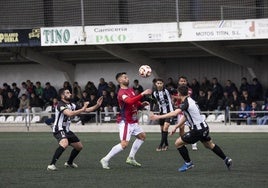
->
xmin=117 ymin=88 xmax=142 ymax=124
xmin=176 ymin=87 xmax=192 ymax=107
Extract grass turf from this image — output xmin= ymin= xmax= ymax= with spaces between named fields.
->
xmin=0 ymin=132 xmax=267 ymax=188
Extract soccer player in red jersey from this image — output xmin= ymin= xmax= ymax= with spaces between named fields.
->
xmin=100 ymin=72 xmax=152 ymax=169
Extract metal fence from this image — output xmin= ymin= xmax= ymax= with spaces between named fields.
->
xmin=1 ymin=0 xmax=268 ymax=29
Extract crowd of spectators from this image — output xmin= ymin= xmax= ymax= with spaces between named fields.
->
xmin=0 ymin=76 xmax=268 ymax=125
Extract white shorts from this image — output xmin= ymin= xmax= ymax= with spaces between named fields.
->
xmin=118 ymin=121 xmax=144 ymax=141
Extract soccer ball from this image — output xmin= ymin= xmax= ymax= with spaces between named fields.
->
xmin=139 ymin=65 xmax=152 ymax=78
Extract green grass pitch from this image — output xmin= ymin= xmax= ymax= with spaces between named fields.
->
xmin=0 ymin=132 xmax=267 ymax=188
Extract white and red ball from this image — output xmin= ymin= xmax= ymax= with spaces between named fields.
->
xmin=139 ymin=65 xmax=152 ymax=78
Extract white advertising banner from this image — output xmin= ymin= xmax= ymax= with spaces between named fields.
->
xmin=41 ymin=26 xmax=84 ymax=46
xmin=41 ymin=18 xmax=268 ymax=46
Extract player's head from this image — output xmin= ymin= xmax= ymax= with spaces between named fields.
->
xmin=115 ymin=72 xmax=129 ymax=87
xmin=178 ymin=85 xmax=188 ymax=97
xmin=155 ymin=78 xmax=164 ymax=90
xmin=59 ymin=88 xmax=72 ymax=101
xmin=178 ymin=76 xmax=188 ymax=86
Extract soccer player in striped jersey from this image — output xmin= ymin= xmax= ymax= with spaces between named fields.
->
xmin=173 ymin=76 xmax=198 ymax=150
xmin=47 ymin=88 xmax=103 ymax=171
xmin=100 ymin=72 xmax=152 ymax=169
xmin=152 ymin=78 xmax=174 ymax=151
xmin=151 ymin=85 xmax=232 ymax=172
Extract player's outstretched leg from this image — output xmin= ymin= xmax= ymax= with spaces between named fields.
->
xmin=126 ymin=138 xmax=144 ymax=167
xmin=177 ymin=145 xmax=194 ymax=172
xmin=47 ymin=146 xmax=65 ymax=171
xmin=209 ymin=143 xmax=232 ymax=170
xmin=100 ymin=143 xmax=124 ymax=169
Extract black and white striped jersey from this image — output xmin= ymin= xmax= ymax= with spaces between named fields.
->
xmin=180 ymin=97 xmax=206 ymax=130
xmin=153 ymin=88 xmax=174 ymax=114
xmin=52 ymin=101 xmax=76 ymax=133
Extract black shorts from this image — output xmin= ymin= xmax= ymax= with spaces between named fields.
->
xmin=53 ymin=130 xmax=80 ymax=144
xmin=159 ymin=118 xmax=172 ymax=126
xmin=181 ymin=127 xmax=211 ymax=144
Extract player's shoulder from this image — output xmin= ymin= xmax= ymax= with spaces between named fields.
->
xmin=57 ymin=101 xmax=68 ymax=111
xmin=118 ymin=88 xmax=134 ymax=95
xmin=57 ymin=100 xmax=65 ymax=107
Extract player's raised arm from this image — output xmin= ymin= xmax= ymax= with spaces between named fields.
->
xmin=150 ymin=108 xmax=182 ymax=120
xmin=63 ymin=101 xmax=89 ymax=117
xmin=85 ymin=96 xmax=103 ymax=112
xmin=123 ymin=89 xmax=152 ymax=104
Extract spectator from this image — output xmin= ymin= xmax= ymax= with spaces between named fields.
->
xmin=211 ymin=77 xmax=223 ymax=101
xmin=249 ymin=77 xmax=263 ymax=101
xmin=236 ymin=101 xmax=250 ymax=125
xmin=11 ymin=82 xmax=20 ymax=98
xmin=43 ymin=82 xmax=58 ymax=106
xmin=133 ymin=79 xmax=144 ymax=94
xmin=29 ymin=92 xmax=43 ymax=115
xmin=35 ymin=81 xmax=44 ymax=100
xmin=85 ymin=81 xmax=98 ymax=96
xmin=241 ymin=90 xmax=252 ymax=106
xmin=72 ymin=81 xmax=82 ymax=103
xmin=2 ymin=91 xmax=18 ymax=113
xmin=205 ymin=89 xmax=218 ymax=111
xmin=199 ymin=77 xmax=211 ymax=93
xmin=26 ymin=80 xmax=36 ymax=97
xmin=2 ymin=83 xmax=11 ymax=99
xmin=257 ymin=100 xmax=268 ymax=125
xmin=218 ymin=91 xmax=232 ymax=111
xmin=190 ymin=78 xmax=200 ymax=101
xmin=63 ymin=81 xmax=72 ymax=94
xmin=44 ymin=98 xmax=58 ymax=126
xmin=100 ymin=90 xmax=112 ymax=116
xmin=165 ymin=77 xmax=177 ymax=90
xmin=224 ymin=80 xmax=238 ymax=97
xmin=97 ymin=78 xmax=108 ymax=97
xmin=18 ymin=82 xmax=28 ymax=98
xmin=218 ymin=91 xmax=233 ymax=121
xmin=239 ymin=77 xmax=250 ymax=94
xmin=107 ymin=81 xmax=117 ymax=93
xmin=104 ymin=91 xmax=119 ymax=118
xmin=17 ymin=94 xmax=30 ymax=113
xmin=197 ymin=89 xmax=207 ymax=111
xmin=230 ymin=90 xmax=241 ymax=111
xmin=247 ymin=101 xmax=261 ymax=125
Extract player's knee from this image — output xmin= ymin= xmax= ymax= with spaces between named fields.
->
xmin=137 ymin=132 xmax=146 ymax=141
xmin=203 ymin=141 xmax=214 ymax=149
xmin=77 ymin=144 xmax=83 ymax=151
xmin=59 ymin=140 xmax=69 ymax=149
xmin=175 ymin=138 xmax=183 ymax=148
xmin=121 ymin=141 xmax=128 ymax=149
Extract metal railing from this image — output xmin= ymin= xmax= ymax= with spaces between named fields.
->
xmin=4 ymin=110 xmax=268 ymax=127
xmin=227 ymin=110 xmax=268 ymax=125
xmin=0 ymin=111 xmax=99 ymax=127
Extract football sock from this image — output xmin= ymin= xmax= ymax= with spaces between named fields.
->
xmin=50 ymin=146 xmax=65 ymax=165
xmin=129 ymin=139 xmax=144 ymax=158
xmin=159 ymin=131 xmax=164 ymax=148
xmin=212 ymin=144 xmax=226 ymax=160
xmin=104 ymin=143 xmax=124 ymax=161
xmin=67 ymin=149 xmax=80 ymax=164
xmin=163 ymin=131 xmax=168 ymax=146
xmin=178 ymin=145 xmax=191 ymax=163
